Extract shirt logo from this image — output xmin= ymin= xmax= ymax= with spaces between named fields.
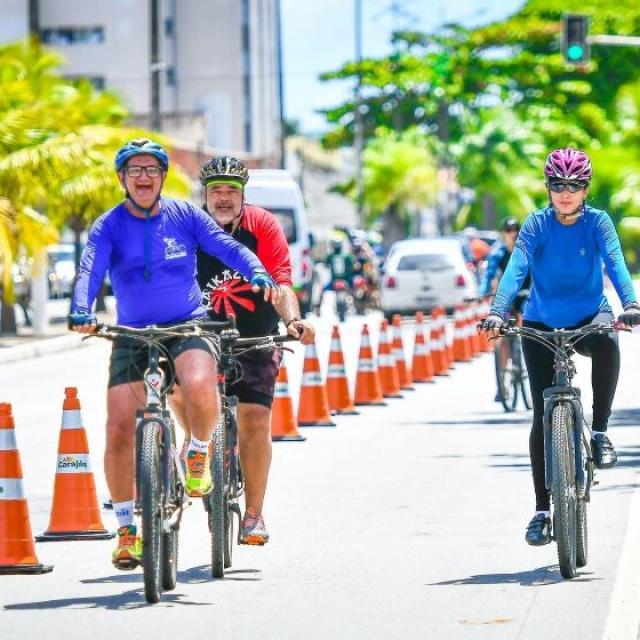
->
xmin=163 ymin=237 xmax=187 ymax=260
xmin=203 ymin=269 xmax=256 ymax=317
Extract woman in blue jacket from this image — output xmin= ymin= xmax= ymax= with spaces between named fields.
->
xmin=481 ymin=148 xmax=640 ymax=546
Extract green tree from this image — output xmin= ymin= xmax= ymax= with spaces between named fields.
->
xmin=360 ymin=128 xmax=438 ymax=247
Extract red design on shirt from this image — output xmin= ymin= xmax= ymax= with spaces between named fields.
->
xmin=205 ymin=274 xmax=255 ymax=317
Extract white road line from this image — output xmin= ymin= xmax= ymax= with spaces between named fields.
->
xmin=602 ymin=487 xmax=640 ymax=640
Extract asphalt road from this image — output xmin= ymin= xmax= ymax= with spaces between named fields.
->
xmin=1 ymin=306 xmax=640 ymax=640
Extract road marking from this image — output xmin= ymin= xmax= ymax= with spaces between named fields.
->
xmin=602 ymin=486 xmax=640 ymax=640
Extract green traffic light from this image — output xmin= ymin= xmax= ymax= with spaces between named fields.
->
xmin=567 ymin=44 xmax=585 ymax=61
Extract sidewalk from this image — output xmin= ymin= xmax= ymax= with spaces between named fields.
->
xmin=0 ymin=298 xmax=115 ymax=364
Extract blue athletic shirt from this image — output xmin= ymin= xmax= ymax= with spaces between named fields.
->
xmin=72 ymin=198 xmax=264 ymax=327
xmin=490 ymin=205 xmax=637 ymax=328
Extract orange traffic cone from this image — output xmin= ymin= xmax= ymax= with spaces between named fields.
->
xmin=477 ymin=299 xmax=493 ymax=352
xmin=466 ymin=303 xmax=481 ymax=357
xmin=37 ymin=388 xmax=113 ymax=541
xmin=0 ymin=403 xmax=52 ymax=574
xmin=452 ymin=305 xmax=472 ymax=363
xmin=431 ymin=308 xmax=448 ymax=376
xmin=271 ymin=362 xmax=306 ymax=441
xmin=354 ymin=324 xmax=386 ymax=406
xmin=391 ymin=314 xmax=414 ymax=390
xmin=327 ymin=326 xmax=359 ymax=415
xmin=412 ymin=311 xmax=435 ymax=383
xmin=297 ymin=341 xmax=336 ymax=426
xmin=378 ymin=319 xmax=402 ymax=398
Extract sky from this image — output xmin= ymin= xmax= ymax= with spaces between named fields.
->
xmin=281 ymin=0 xmax=525 ymax=135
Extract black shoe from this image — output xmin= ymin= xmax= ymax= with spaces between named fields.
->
xmin=494 ymin=391 xmax=502 ymax=403
xmin=525 ymin=513 xmax=552 ymax=546
xmin=591 ymin=433 xmax=617 ymax=469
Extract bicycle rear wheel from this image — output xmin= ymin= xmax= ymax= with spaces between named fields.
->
xmin=161 ymin=434 xmax=181 ymax=591
xmin=140 ymin=422 xmax=163 ymax=603
xmin=551 ymin=402 xmax=577 ymax=579
xmin=495 ymin=339 xmax=517 ymax=412
xmin=576 ymin=499 xmax=588 ymax=568
xmin=208 ymin=417 xmax=227 ymax=578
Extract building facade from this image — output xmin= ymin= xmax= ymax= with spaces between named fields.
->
xmin=0 ymin=0 xmax=284 ymax=164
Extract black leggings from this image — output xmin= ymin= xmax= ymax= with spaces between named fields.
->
xmin=522 ymin=312 xmax=620 ymax=511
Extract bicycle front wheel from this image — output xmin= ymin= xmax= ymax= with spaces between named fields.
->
xmin=208 ymin=417 xmax=227 ymax=578
xmin=551 ymin=402 xmax=577 ymax=579
xmin=140 ymin=422 xmax=163 ymax=603
xmin=494 ymin=339 xmax=517 ymax=412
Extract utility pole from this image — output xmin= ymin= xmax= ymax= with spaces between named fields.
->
xmin=354 ymin=0 xmax=365 ymax=229
xmin=275 ymin=0 xmax=286 ymax=169
xmin=150 ymin=0 xmax=161 ymax=131
xmin=28 ymin=0 xmax=39 ymax=37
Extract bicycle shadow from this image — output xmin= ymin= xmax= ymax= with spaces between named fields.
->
xmin=3 ymin=589 xmax=209 ymax=611
xmin=608 ymin=408 xmax=640 ymax=429
xmin=428 ymin=564 xmax=599 ymax=587
xmin=487 ymin=452 xmax=531 ymax=471
xmin=80 ymin=565 xmax=262 ymax=586
xmin=399 ymin=416 xmax=531 ymax=428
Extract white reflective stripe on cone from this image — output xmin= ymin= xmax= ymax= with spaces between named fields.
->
xmin=0 ymin=430 xmax=17 ymax=451
xmin=0 ymin=478 xmax=25 ymax=500
xmin=61 ymin=409 xmax=83 ymax=429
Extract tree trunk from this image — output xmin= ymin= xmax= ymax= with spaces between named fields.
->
xmin=482 ymin=194 xmax=497 ymax=230
xmin=0 ymin=302 xmax=17 ymax=334
xmin=381 ymin=203 xmax=406 ymax=251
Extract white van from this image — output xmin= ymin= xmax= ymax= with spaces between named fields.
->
xmin=244 ymin=169 xmax=314 ymax=313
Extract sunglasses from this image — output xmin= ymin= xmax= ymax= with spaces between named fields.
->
xmin=125 ymin=165 xmax=163 ymax=178
xmin=548 ymin=181 xmax=587 ymax=193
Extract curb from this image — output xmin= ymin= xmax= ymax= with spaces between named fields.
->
xmin=0 ymin=333 xmax=86 ymax=365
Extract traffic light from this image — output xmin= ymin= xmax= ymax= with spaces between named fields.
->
xmin=563 ymin=14 xmax=590 ymax=64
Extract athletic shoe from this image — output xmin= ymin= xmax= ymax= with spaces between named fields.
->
xmin=240 ymin=510 xmax=269 ymax=545
xmin=591 ymin=432 xmax=617 ymax=469
xmin=525 ymin=513 xmax=552 ymax=546
xmin=185 ymin=450 xmax=213 ymax=497
xmin=112 ymin=524 xmax=142 ymax=569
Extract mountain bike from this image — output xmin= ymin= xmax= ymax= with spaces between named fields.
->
xmin=494 ymin=330 xmax=532 ymax=412
xmin=499 ymin=322 xmax=618 ymax=579
xmin=203 ymin=323 xmax=297 ymax=578
xmin=91 ymin=319 xmax=232 ymax=603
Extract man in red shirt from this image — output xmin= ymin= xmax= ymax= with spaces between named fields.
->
xmin=175 ymin=156 xmax=314 ymax=544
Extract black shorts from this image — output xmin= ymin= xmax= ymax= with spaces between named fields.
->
xmin=108 ymin=335 xmax=217 ymax=388
xmin=227 ymin=348 xmax=283 ymax=409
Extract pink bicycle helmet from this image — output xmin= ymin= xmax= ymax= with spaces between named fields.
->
xmin=544 ymin=147 xmax=592 ymax=182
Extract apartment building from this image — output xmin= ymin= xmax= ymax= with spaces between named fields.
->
xmin=0 ymin=0 xmax=284 ymax=164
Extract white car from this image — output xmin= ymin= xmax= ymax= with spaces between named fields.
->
xmin=380 ymin=238 xmax=477 ymax=316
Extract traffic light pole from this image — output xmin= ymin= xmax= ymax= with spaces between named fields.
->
xmin=589 ymin=34 xmax=640 ymax=46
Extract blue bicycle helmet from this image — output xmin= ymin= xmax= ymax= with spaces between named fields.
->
xmin=114 ymin=138 xmax=169 ymax=171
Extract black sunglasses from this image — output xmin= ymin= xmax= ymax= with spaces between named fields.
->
xmin=548 ymin=181 xmax=587 ymax=193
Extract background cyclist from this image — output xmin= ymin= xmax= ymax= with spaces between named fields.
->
xmin=68 ymin=139 xmax=279 ymax=569
xmin=171 ymin=155 xmax=315 ymax=545
xmin=480 ymin=147 xmax=640 ymax=547
xmin=479 ymin=217 xmax=531 ymax=402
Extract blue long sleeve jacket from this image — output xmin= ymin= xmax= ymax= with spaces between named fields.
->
xmin=71 ymin=198 xmax=264 ymax=327
xmin=490 ymin=205 xmax=636 ymax=328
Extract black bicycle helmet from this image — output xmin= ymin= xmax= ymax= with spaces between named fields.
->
xmin=500 ymin=217 xmax=521 ymax=232
xmin=199 ymin=156 xmax=249 ymax=186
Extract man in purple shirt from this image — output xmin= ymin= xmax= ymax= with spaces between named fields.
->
xmin=69 ymin=138 xmax=279 ymax=569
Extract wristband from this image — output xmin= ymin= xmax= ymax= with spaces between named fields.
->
xmin=285 ymin=318 xmax=301 ymax=328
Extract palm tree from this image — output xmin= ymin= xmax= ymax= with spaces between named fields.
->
xmin=0 ymin=40 xmax=191 ymax=333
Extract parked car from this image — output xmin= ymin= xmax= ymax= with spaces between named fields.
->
xmin=380 ymin=238 xmax=478 ymax=317
xmin=244 ymin=169 xmax=314 ymax=314
xmin=47 ymin=244 xmax=76 ymax=298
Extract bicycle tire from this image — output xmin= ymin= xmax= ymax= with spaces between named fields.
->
xmin=209 ymin=418 xmax=226 ymax=578
xmin=551 ymin=402 xmax=577 ymax=579
xmin=495 ymin=340 xmax=517 ymax=412
xmin=161 ymin=435 xmax=180 ymax=591
xmin=140 ymin=422 xmax=163 ymax=603
xmin=576 ymin=499 xmax=588 ymax=568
